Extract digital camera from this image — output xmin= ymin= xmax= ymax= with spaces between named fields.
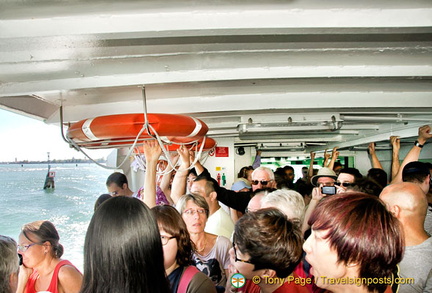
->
xmin=321 ymin=186 xmax=336 ymax=195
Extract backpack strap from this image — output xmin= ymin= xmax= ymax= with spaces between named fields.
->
xmin=178 ymin=266 xmax=199 ymax=293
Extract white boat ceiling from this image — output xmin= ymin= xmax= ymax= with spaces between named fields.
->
xmin=1 ymin=0 xmax=432 ymax=154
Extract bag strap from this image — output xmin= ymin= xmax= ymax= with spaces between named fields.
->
xmin=178 ymin=266 xmax=199 ymax=293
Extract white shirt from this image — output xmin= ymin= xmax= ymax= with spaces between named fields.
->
xmin=205 ymin=207 xmax=234 ymax=240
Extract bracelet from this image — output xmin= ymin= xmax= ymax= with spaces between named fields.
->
xmin=414 ymin=140 xmax=424 ymax=148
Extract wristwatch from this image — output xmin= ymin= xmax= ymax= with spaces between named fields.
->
xmin=414 ymin=140 xmax=424 ymax=148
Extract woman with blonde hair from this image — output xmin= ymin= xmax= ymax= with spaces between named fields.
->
xmin=176 ymin=194 xmax=231 ymax=293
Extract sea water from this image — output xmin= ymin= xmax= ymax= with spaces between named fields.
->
xmin=0 ymin=163 xmax=113 ymax=272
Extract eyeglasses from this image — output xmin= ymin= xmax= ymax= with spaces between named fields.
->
xmin=334 ymin=182 xmax=354 ymax=187
xmin=232 ymin=242 xmax=254 ymax=264
xmin=183 ymin=208 xmax=207 ymax=216
xmin=161 ymin=235 xmax=175 ymax=246
xmin=251 ymin=180 xmax=272 ymax=186
xmin=17 ymin=243 xmax=40 ymax=252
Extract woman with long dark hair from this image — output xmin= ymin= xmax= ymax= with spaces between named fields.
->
xmin=80 ymin=196 xmax=170 ymax=293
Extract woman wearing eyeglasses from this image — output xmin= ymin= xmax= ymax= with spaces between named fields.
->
xmin=228 ymin=208 xmax=308 ymax=293
xmin=176 ymin=194 xmax=231 ymax=293
xmin=16 ymin=220 xmax=82 ymax=293
xmin=152 ymin=205 xmax=216 ymax=293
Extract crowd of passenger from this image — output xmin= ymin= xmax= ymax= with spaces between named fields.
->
xmin=1 ymin=125 xmax=432 ymax=293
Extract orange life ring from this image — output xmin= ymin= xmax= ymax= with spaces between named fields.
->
xmin=67 ymin=113 xmax=209 ymax=147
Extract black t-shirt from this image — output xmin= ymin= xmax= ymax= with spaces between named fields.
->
xmin=168 ymin=266 xmax=184 ymax=293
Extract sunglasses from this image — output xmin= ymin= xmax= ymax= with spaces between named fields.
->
xmin=251 ymin=180 xmax=272 ymax=186
xmin=334 ymin=182 xmax=354 ymax=187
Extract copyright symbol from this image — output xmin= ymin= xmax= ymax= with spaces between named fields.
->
xmin=252 ymin=276 xmax=261 ymax=284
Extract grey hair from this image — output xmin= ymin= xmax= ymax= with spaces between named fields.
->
xmin=252 ymin=166 xmax=275 ymax=181
xmin=260 ymin=189 xmax=305 ymax=227
xmin=0 ymin=235 xmax=19 ymax=293
xmin=175 ymin=193 xmax=210 ymax=218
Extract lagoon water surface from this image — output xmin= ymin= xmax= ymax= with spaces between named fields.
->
xmin=0 ymin=163 xmax=113 ymax=271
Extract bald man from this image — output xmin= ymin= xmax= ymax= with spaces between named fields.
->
xmin=402 ymin=161 xmax=432 ymax=235
xmin=216 ymin=167 xmax=276 ymax=214
xmin=245 ymin=189 xmax=269 ymax=213
xmin=380 ymin=182 xmax=432 ymax=293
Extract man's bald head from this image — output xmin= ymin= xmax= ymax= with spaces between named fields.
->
xmin=380 ymin=182 xmax=428 ymax=223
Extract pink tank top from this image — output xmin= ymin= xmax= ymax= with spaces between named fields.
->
xmin=25 ymin=260 xmax=75 ymax=293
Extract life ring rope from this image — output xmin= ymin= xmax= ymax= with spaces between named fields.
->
xmin=132 ymin=127 xmax=211 ymax=174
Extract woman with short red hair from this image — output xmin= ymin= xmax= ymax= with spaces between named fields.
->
xmin=303 ymin=193 xmax=404 ymax=293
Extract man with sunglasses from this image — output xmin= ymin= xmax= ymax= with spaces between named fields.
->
xmin=216 ymin=167 xmax=277 ymax=214
xmin=335 ymin=167 xmax=362 ymax=193
xmin=250 ymin=167 xmax=277 ymax=191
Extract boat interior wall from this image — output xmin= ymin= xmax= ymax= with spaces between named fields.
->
xmin=111 ymin=136 xmax=432 ymax=193
xmin=236 ymin=142 xmax=432 ymax=183
xmin=1 ymin=0 xmax=432 ymax=167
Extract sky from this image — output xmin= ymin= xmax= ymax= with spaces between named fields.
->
xmin=0 ymin=109 xmax=112 ymax=162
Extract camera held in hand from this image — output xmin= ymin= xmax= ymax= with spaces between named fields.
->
xmin=321 ymin=186 xmax=336 ymax=195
